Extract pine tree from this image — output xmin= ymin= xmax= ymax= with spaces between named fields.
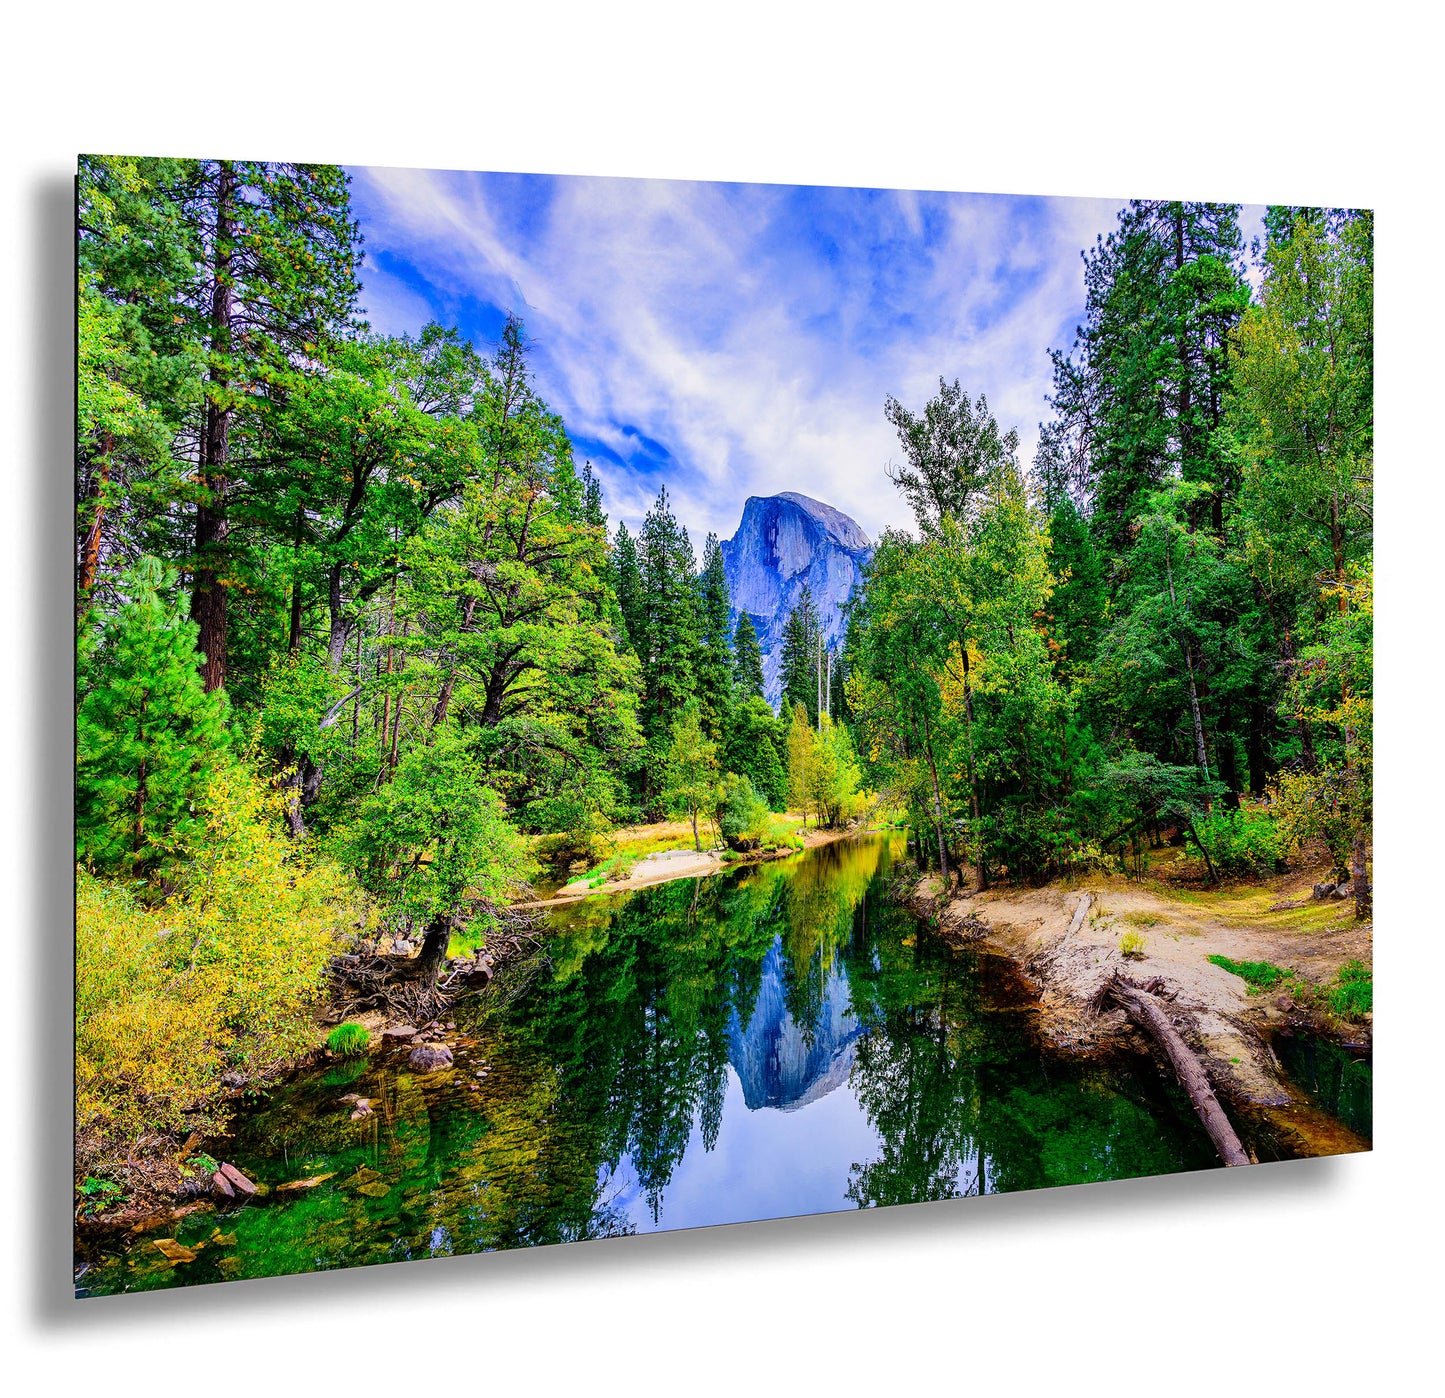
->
xmin=1045 ymin=200 xmax=1250 ymax=551
xmin=76 ymin=556 xmax=231 ymax=876
xmin=779 ymin=584 xmax=821 ymax=723
xmin=612 ymin=522 xmax=645 ymax=656
xmin=580 ymin=461 xmax=605 ymax=529
xmin=724 ymin=695 xmax=788 ymax=809
xmin=731 ymin=612 xmax=765 ymax=700
xmin=694 ymin=532 xmax=735 ymax=741
xmin=638 ymin=486 xmax=701 ymax=800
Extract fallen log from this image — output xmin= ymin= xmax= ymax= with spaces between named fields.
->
xmin=1102 ymin=972 xmax=1250 ymax=1167
xmin=1066 ymin=893 xmax=1093 ymax=938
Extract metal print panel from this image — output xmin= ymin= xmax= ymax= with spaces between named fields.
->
xmin=73 ymin=159 xmax=1373 ymax=1296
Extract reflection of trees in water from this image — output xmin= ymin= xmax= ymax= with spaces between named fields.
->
xmin=841 ymin=896 xmax=1220 ymax=1204
xmin=777 ymin=839 xmax=879 ymax=1041
xmin=101 ymin=834 xmax=1215 ymax=1291
xmin=509 ymin=840 xmax=895 ymax=1218
xmin=843 ymin=900 xmax=992 ymax=1207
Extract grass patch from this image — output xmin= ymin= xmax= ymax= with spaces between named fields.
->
xmin=1120 ymin=910 xmax=1160 ymax=928
xmin=1208 ymin=954 xmax=1372 ymax=1022
xmin=1119 ymin=928 xmax=1147 ymax=959
xmin=326 ymin=1022 xmax=371 ymax=1057
xmin=1326 ymin=960 xmax=1372 ymax=1017
xmin=1207 ymin=954 xmax=1292 ymax=992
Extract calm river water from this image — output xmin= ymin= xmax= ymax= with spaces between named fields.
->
xmin=80 ymin=833 xmax=1236 ymax=1295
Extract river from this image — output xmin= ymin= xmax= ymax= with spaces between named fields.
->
xmin=78 ymin=833 xmax=1268 ymax=1294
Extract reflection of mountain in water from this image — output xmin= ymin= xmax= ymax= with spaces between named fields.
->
xmin=727 ymin=937 xmax=864 ymax=1111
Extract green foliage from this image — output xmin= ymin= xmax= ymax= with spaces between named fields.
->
xmin=638 ymin=486 xmax=702 ymax=799
xmin=1187 ymin=808 xmax=1284 ymax=876
xmin=78 ymin=1177 xmax=126 ymax=1216
xmin=694 ymin=532 xmax=736 ymax=742
xmin=715 ymin=773 xmax=770 ymax=849
xmin=1326 ymin=961 xmax=1372 ymax=1018
xmin=731 ymin=612 xmax=765 ymax=701
xmin=337 ymin=729 xmax=530 ymax=934
xmin=1119 ymin=929 xmax=1146 ymax=959
xmin=725 ymin=694 xmax=788 ymax=809
xmin=327 ymin=1022 xmax=371 ymax=1057
xmin=76 ymin=556 xmax=231 ymax=876
xmin=76 ymin=765 xmax=359 ymax=1170
xmin=661 ymin=701 xmax=721 ymax=851
xmin=1207 ymin=954 xmax=1292 ymax=992
xmin=1210 ymin=952 xmax=1371 ymax=1021
xmin=884 ymin=376 xmax=1018 ymax=535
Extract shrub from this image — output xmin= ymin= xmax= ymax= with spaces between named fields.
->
xmin=327 ymin=1022 xmax=370 ymax=1057
xmin=77 ymin=1176 xmax=125 ymax=1217
xmin=76 ymin=765 xmax=362 ymax=1171
xmin=1119 ymin=929 xmax=1146 ymax=959
xmin=583 ymin=849 xmax=640 ymax=887
xmin=716 ymin=773 xmax=770 ymax=849
xmin=1187 ymin=808 xmax=1284 ymax=876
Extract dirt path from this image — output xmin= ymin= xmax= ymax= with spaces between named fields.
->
xmin=921 ymin=859 xmax=1371 ymax=1154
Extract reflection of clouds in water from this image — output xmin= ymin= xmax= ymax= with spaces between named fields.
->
xmin=610 ymin=1063 xmax=884 ymax=1235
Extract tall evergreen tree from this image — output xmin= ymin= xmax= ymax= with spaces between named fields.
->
xmin=779 ymin=584 xmax=821 ymax=724
xmin=1045 ymin=200 xmax=1250 ymax=551
xmin=612 ymin=522 xmax=645 ymax=656
xmin=731 ymin=612 xmax=765 ymax=701
xmin=694 ymin=532 xmax=735 ymax=741
xmin=182 ymin=160 xmax=362 ymax=691
xmin=76 ymin=156 xmax=201 ymax=625
xmin=76 ymin=557 xmax=231 ymax=875
xmin=638 ymin=486 xmax=701 ymax=801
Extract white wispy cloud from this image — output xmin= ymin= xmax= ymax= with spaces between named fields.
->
xmin=349 ymin=168 xmax=1254 ymax=550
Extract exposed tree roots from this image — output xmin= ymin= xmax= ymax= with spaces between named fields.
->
xmin=329 ymin=916 xmax=545 ymax=1024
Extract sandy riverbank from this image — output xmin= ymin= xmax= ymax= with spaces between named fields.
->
xmin=515 ymin=825 xmax=859 ymax=909
xmin=913 ymin=857 xmax=1371 ymax=1156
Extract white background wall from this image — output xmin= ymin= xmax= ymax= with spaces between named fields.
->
xmin=2 ymin=4 xmax=1439 ymax=1393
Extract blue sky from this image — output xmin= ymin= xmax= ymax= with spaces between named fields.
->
xmin=346 ymin=166 xmax=1262 ymax=549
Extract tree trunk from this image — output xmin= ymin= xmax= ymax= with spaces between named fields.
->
xmin=1104 ymin=974 xmax=1250 ymax=1167
xmin=432 ymin=595 xmax=478 ymax=728
xmin=919 ymin=711 xmax=950 ymax=886
xmin=191 ymin=161 xmax=236 ymax=694
xmin=1247 ymin=698 xmax=1268 ymax=797
xmin=1350 ymin=830 xmax=1371 ymax=920
xmin=417 ymin=916 xmax=452 ymax=984
xmin=960 ymin=646 xmax=984 ymax=885
xmin=1185 ymin=819 xmax=1219 ymax=884
xmin=76 ymin=434 xmax=112 ymax=617
xmin=692 ymin=808 xmax=701 ymax=853
xmin=326 ymin=561 xmax=350 ymax=673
